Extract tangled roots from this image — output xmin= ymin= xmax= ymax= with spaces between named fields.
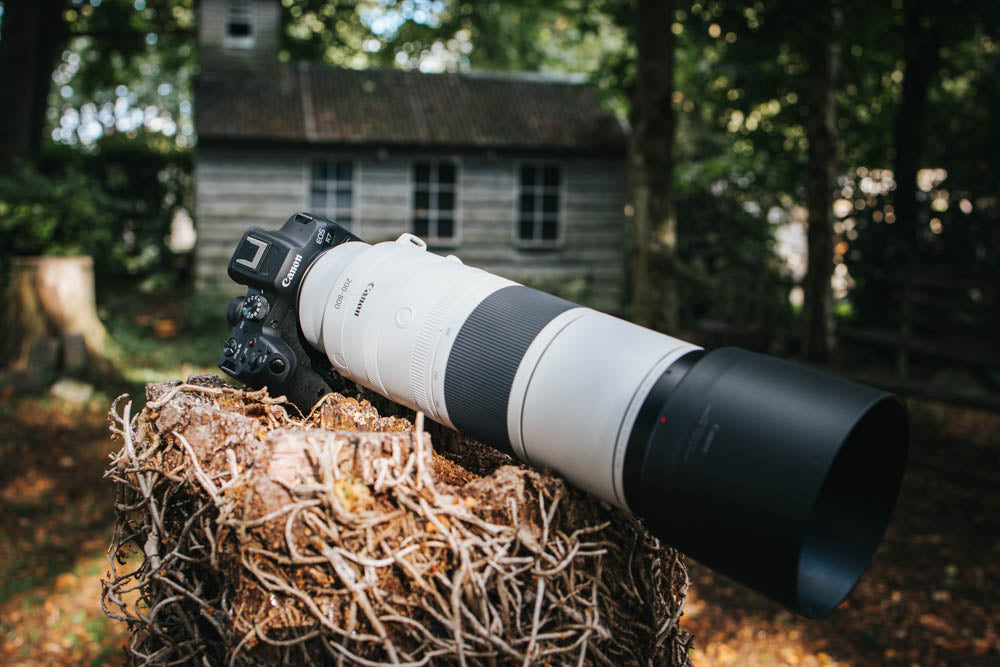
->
xmin=102 ymin=374 xmax=691 ymax=665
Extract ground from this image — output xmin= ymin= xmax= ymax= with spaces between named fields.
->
xmin=0 ymin=293 xmax=997 ymax=664
xmin=0 ymin=396 xmax=128 ymax=665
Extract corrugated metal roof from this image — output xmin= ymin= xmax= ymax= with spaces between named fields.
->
xmin=195 ymin=64 xmax=625 ymax=153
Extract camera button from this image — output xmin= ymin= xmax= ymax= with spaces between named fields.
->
xmin=395 ymin=306 xmax=414 ymax=327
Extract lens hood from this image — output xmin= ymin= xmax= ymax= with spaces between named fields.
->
xmin=632 ymin=347 xmax=908 ymax=618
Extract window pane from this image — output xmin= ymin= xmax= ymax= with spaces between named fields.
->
xmin=520 ymin=193 xmax=535 ymax=213
xmin=518 ymin=218 xmax=534 ymax=240
xmin=227 ymin=21 xmax=252 ymax=37
xmin=415 ymin=162 xmax=430 ymax=183
xmin=437 ymin=216 xmax=454 ymax=239
xmin=542 ymin=193 xmax=558 ymax=213
xmin=438 ymin=163 xmax=455 ymax=184
xmin=520 ymin=165 xmax=535 ymax=187
xmin=415 ymin=191 xmax=430 ymax=211
xmin=543 ymin=166 xmax=560 ymax=187
xmin=335 ymin=161 xmax=352 ymax=181
xmin=311 ymin=162 xmax=327 ymax=181
xmin=414 ymin=217 xmax=429 ymax=237
xmin=336 ymin=190 xmax=352 ymax=210
xmin=437 ymin=191 xmax=455 ymax=211
xmin=310 ymin=190 xmax=325 ymax=211
xmin=541 ymin=219 xmax=558 ymax=240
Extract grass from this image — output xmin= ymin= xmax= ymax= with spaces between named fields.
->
xmin=99 ymin=285 xmax=233 ymax=388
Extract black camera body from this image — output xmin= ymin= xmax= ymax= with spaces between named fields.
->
xmin=217 ymin=212 xmax=358 ymax=410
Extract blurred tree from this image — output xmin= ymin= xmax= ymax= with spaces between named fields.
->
xmin=845 ymin=1 xmax=1000 ymax=334
xmin=278 ymin=0 xmax=623 ymax=75
xmin=0 ymin=0 xmax=196 ymax=166
xmin=803 ymin=0 xmax=842 ymax=362
xmin=0 ymin=137 xmax=192 ymax=285
xmin=628 ymin=0 xmax=679 ymax=332
xmin=0 ymin=0 xmax=67 ymax=171
xmin=891 ymin=0 xmax=939 ymax=266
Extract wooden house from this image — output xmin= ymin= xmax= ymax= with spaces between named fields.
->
xmin=195 ymin=0 xmax=628 ymax=311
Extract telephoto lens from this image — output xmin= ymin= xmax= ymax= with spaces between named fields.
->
xmin=287 ymin=228 xmax=908 ymax=618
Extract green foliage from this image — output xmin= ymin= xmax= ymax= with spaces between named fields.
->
xmin=0 ymin=135 xmax=192 ymax=287
xmin=50 ymin=0 xmax=197 ymax=149
xmin=279 ymin=0 xmax=628 ymax=77
xmin=674 ymin=181 xmax=794 ymax=338
xmin=0 ymin=162 xmax=116 ymax=277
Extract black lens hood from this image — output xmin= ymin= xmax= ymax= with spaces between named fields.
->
xmin=633 ymin=347 xmax=908 ymax=618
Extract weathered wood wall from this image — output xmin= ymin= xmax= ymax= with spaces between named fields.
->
xmin=198 ymin=0 xmax=280 ymax=73
xmin=195 ymin=148 xmax=627 ymax=312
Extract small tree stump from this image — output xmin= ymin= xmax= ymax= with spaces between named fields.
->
xmin=3 ymin=256 xmax=108 ymax=382
xmin=103 ymin=375 xmax=692 ymax=665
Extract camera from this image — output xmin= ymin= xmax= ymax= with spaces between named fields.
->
xmin=219 ymin=212 xmax=908 ymax=618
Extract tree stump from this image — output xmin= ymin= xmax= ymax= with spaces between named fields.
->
xmin=3 ymin=256 xmax=108 ymax=386
xmin=102 ymin=375 xmax=693 ymax=666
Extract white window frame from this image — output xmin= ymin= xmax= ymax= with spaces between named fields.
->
xmin=308 ymin=158 xmax=357 ymax=230
xmin=224 ymin=0 xmax=256 ymax=50
xmin=411 ymin=158 xmax=461 ymax=246
xmin=515 ymin=161 xmax=564 ymax=248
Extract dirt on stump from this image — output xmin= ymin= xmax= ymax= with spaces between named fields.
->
xmin=102 ymin=374 xmax=692 ymax=665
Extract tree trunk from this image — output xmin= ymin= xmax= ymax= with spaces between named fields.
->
xmin=803 ymin=1 xmax=842 ymax=363
xmin=628 ymin=0 xmax=678 ymax=333
xmin=0 ymin=0 xmax=67 ymax=172
xmin=5 ymin=256 xmax=108 ymax=381
xmin=892 ymin=0 xmax=939 ymax=265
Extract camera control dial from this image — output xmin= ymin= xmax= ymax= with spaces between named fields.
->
xmin=242 ymin=294 xmax=269 ymax=321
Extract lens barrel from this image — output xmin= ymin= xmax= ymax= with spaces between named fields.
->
xmin=297 ymin=234 xmax=909 ymax=618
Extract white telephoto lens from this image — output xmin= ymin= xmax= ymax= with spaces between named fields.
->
xmin=296 ymin=229 xmax=908 ymax=619
xmin=299 ymin=233 xmax=699 ymax=509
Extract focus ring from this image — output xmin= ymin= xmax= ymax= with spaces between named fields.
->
xmin=410 ymin=280 xmax=465 ymax=419
xmin=443 ymin=285 xmax=574 ymax=454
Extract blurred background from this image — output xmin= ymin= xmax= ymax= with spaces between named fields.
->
xmin=0 ymin=1 xmax=997 ymax=664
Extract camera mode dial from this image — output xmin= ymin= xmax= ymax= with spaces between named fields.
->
xmin=242 ymin=294 xmax=269 ymax=321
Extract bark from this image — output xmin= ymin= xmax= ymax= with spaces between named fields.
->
xmin=892 ymin=0 xmax=940 ymax=265
xmin=0 ymin=0 xmax=67 ymax=172
xmin=5 ymin=256 xmax=108 ymax=373
xmin=628 ymin=0 xmax=678 ymax=333
xmin=803 ymin=1 xmax=842 ymax=363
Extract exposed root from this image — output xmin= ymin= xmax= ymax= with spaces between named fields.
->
xmin=102 ymin=374 xmax=692 ymax=665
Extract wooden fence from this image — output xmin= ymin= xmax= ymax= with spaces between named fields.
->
xmin=840 ymin=272 xmax=1000 ymax=412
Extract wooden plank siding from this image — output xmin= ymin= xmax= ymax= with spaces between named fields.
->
xmin=198 ymin=0 xmax=281 ymax=74
xmin=195 ymin=148 xmax=627 ymax=312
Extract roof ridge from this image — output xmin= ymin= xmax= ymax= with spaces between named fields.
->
xmin=288 ymin=61 xmax=588 ymax=86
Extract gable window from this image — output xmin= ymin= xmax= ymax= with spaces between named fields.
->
xmin=413 ymin=161 xmax=457 ymax=242
xmin=310 ymin=160 xmax=354 ymax=228
xmin=518 ymin=164 xmax=561 ymax=244
xmin=224 ymin=0 xmax=256 ymax=49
